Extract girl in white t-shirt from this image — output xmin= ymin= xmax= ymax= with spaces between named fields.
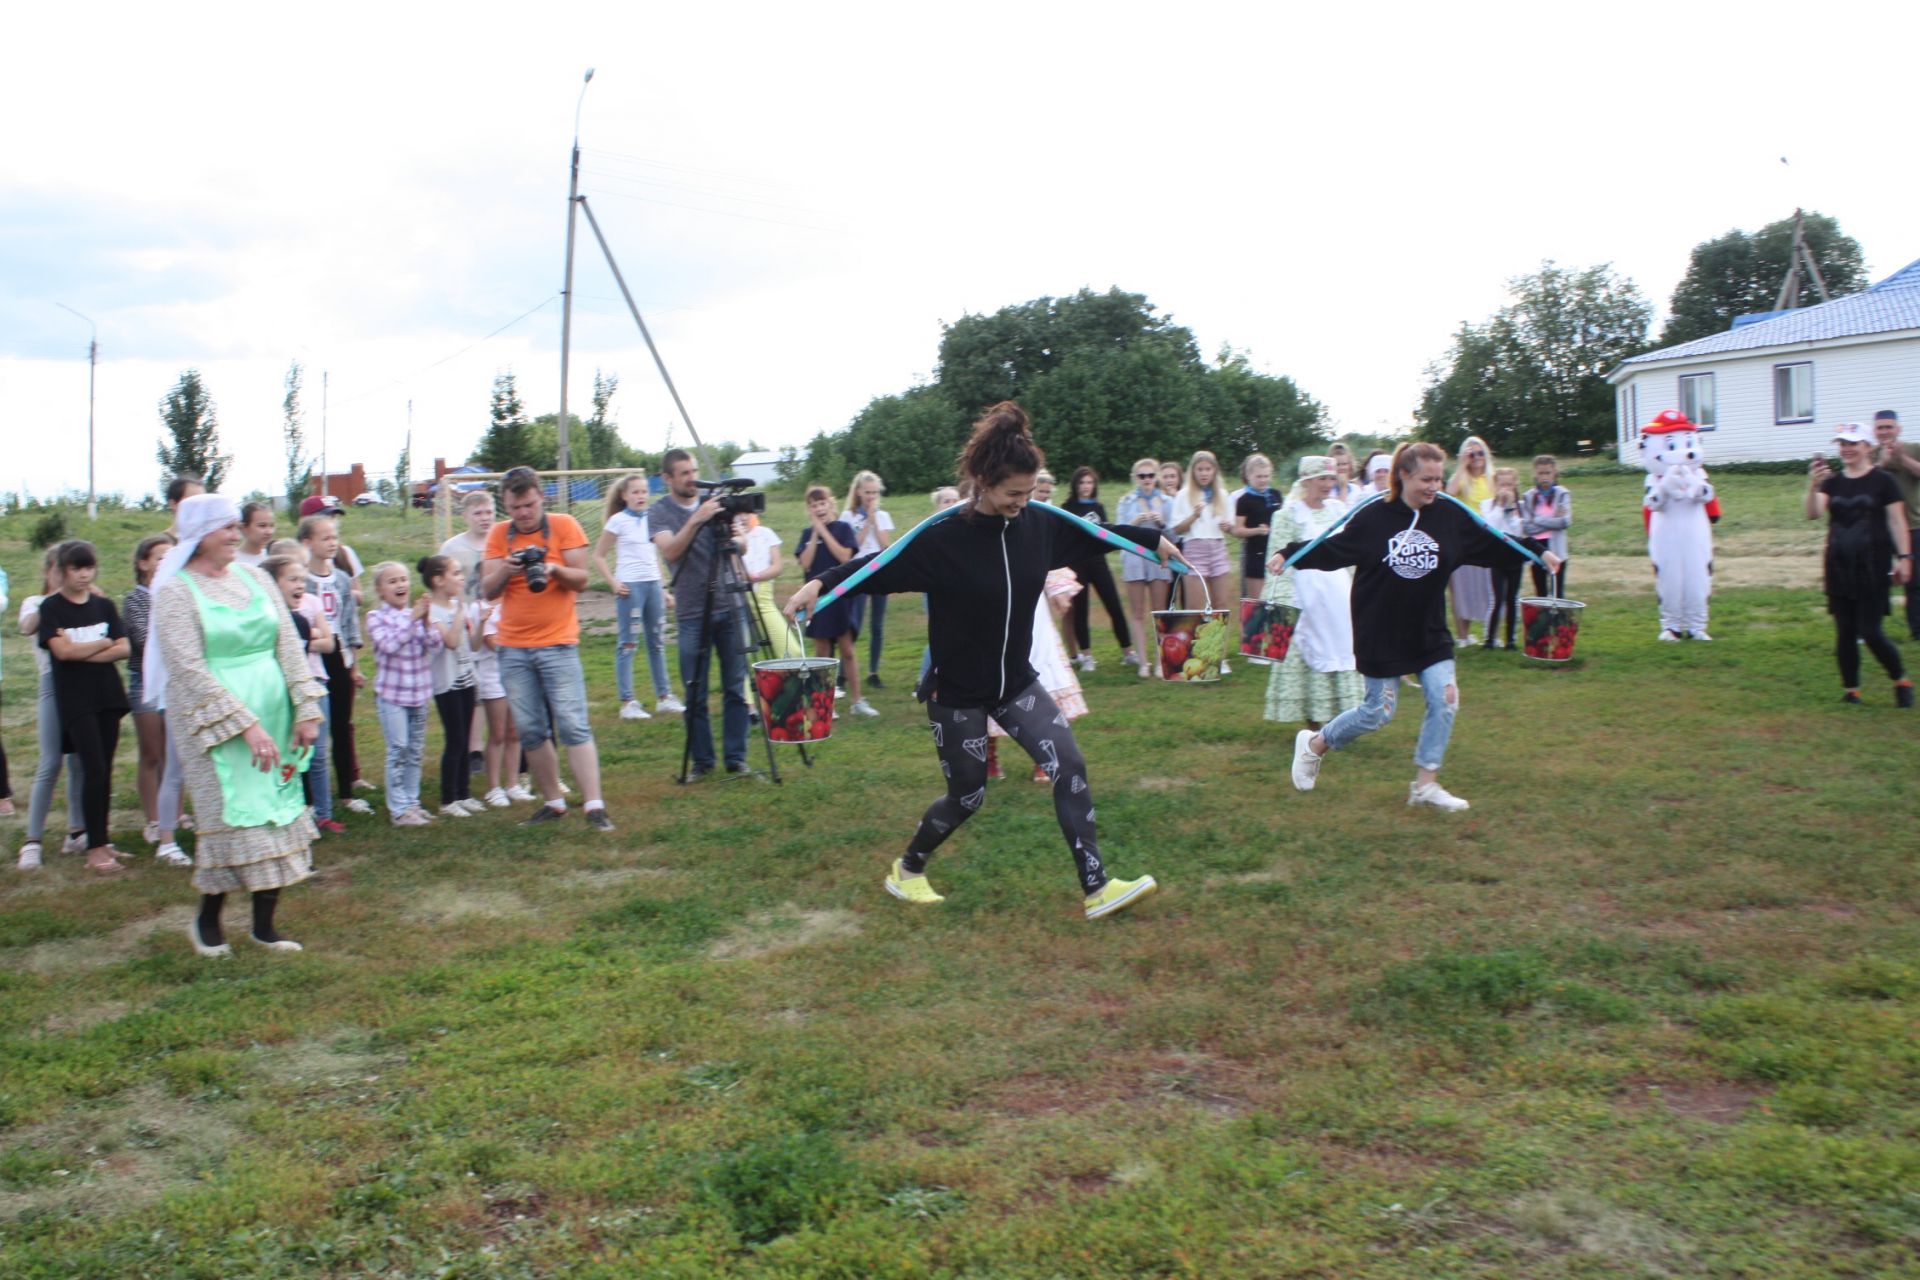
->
xmin=420 ymin=556 xmax=483 ymax=816
xmin=1170 ymin=450 xmax=1235 ymax=623
xmin=839 ymin=470 xmax=895 ymax=688
xmin=594 ymin=474 xmax=676 ymax=720
xmin=735 ymin=514 xmax=797 ymax=659
xmin=472 ymin=598 xmax=535 ymax=807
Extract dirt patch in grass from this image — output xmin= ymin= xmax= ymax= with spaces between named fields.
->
xmin=401 ymin=886 xmax=533 ymax=926
xmin=1618 ymin=1079 xmax=1769 ymax=1124
xmin=1134 ymin=775 xmax=1197 ymax=792
xmin=37 ymin=1001 xmax=132 ymax=1035
xmin=558 ymin=866 xmax=671 ymax=892
xmin=987 ymin=1051 xmax=1254 ymax=1119
xmin=16 ymin=907 xmax=192 ymax=975
xmin=0 ymin=1085 xmax=242 ymax=1223
xmin=248 ymin=1030 xmax=398 ymax=1089
xmin=708 ymin=905 xmax=861 ymax=960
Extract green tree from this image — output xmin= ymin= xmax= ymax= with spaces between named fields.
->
xmin=1419 ymin=262 xmax=1651 ymax=457
xmin=1201 ymin=347 xmax=1329 ymax=465
xmin=582 ymin=370 xmax=623 ymax=470
xmin=835 ymin=387 xmax=969 ymax=492
xmin=395 ymin=437 xmax=412 ymax=514
xmin=471 ymin=372 xmax=531 ymax=472
xmin=1660 ymin=212 xmax=1867 ymax=346
xmin=282 ymin=360 xmax=310 ymax=515
xmin=156 ymin=369 xmax=230 ymax=491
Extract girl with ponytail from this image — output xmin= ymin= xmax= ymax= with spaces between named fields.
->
xmin=786 ymin=401 xmax=1188 ymax=920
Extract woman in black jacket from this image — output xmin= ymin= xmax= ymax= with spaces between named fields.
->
xmin=1059 ymin=466 xmax=1136 ymax=671
xmin=786 ymin=403 xmax=1186 ymax=919
xmin=1278 ymin=442 xmax=1560 ymax=812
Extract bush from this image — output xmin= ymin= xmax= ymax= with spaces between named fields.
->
xmin=701 ymin=1132 xmax=863 ymax=1244
xmin=28 ymin=508 xmax=70 ymax=550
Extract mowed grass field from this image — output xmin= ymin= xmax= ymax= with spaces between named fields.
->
xmin=2 ymin=473 xmax=1917 ymax=1278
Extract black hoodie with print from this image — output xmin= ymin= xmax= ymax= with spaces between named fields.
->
xmin=815 ymin=506 xmax=1160 ymax=709
xmin=1281 ymin=496 xmax=1532 ymax=678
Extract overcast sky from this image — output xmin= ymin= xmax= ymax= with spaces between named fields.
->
xmin=5 ymin=1 xmax=1917 ymax=501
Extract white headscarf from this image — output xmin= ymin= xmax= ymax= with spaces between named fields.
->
xmin=143 ymin=493 xmax=241 ymax=711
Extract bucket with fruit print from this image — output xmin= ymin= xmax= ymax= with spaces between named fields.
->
xmin=752 ymin=657 xmax=840 ymax=742
xmin=1518 ymin=584 xmax=1584 ymax=665
xmin=1239 ymin=598 xmax=1299 ymax=665
xmin=1153 ymin=574 xmax=1232 ymax=682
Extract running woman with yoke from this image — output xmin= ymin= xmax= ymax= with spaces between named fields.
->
xmin=784 ymin=401 xmax=1188 ymax=919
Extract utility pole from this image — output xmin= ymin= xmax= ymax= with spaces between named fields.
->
xmin=56 ymin=304 xmax=97 ymax=519
xmin=319 ymin=370 xmax=329 ymax=502
xmin=556 ymin=67 xmax=595 ymax=504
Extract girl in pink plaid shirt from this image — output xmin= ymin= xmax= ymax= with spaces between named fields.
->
xmin=366 ymin=562 xmax=443 ymax=826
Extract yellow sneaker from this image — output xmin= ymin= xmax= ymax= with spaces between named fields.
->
xmin=1084 ymin=874 xmax=1158 ymax=920
xmin=885 ymin=858 xmax=945 ymax=904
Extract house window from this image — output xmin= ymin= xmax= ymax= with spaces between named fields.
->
xmin=1774 ymin=362 xmax=1814 ymax=424
xmin=1678 ymin=373 xmax=1715 ymax=430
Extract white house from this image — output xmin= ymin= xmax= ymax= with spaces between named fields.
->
xmin=1608 ymin=257 xmax=1920 ymax=461
xmin=727 ymin=449 xmax=785 ymax=487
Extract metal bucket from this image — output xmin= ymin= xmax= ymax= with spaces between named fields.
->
xmin=1239 ymin=598 xmax=1300 ymax=665
xmin=752 ymin=657 xmax=840 ymax=741
xmin=1518 ymin=597 xmax=1584 ymax=663
xmin=1154 ymin=576 xmax=1231 ymax=682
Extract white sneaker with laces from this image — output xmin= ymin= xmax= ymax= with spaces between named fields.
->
xmin=619 ymin=700 xmax=648 ymax=720
xmin=458 ymin=797 xmax=488 ymax=814
xmin=1123 ymin=649 xmax=1141 ymax=668
xmin=1692 ymin=631 xmax=1713 ymax=642
xmin=851 ymin=699 xmax=880 ymax=717
xmin=1075 ymin=652 xmax=1097 ymax=672
xmin=1658 ymin=629 xmax=1682 ymax=643
xmin=484 ymin=788 xmax=511 ymax=808
xmin=1408 ymin=780 xmax=1470 ymax=811
xmin=155 ymin=842 xmax=192 ymax=867
xmin=344 ymin=797 xmax=376 ymax=815
xmin=506 ymin=784 xmax=537 ymax=802
xmin=17 ymin=841 xmax=42 ymax=870
xmin=438 ymin=802 xmax=473 ymax=818
xmin=655 ymin=695 xmax=686 ymax=714
xmin=1290 ymin=730 xmax=1324 ymax=791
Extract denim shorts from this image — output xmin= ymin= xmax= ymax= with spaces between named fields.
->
xmin=496 ymin=644 xmax=593 ymax=751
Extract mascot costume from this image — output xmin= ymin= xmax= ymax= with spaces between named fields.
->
xmin=1639 ymin=409 xmax=1720 ymax=641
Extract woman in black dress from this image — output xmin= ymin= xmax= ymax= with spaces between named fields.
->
xmin=1059 ymin=466 xmax=1135 ymax=671
xmin=1806 ymin=424 xmax=1913 ymax=706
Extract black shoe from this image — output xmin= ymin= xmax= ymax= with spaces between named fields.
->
xmin=467 ymin=750 xmax=484 ymax=776
xmin=1897 ymin=683 xmax=1915 ymax=709
xmin=584 ymin=808 xmax=614 ymax=832
xmin=867 ymin=672 xmax=884 ymax=689
xmin=519 ymin=804 xmax=568 ymax=826
xmin=725 ymin=761 xmax=755 ymax=776
xmin=682 ymin=765 xmax=713 ymax=784
xmin=1841 ymin=691 xmax=1863 ymax=705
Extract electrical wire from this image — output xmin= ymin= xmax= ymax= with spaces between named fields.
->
xmin=329 ymin=295 xmax=560 ymax=408
xmin=580 ymin=186 xmax=841 ymax=233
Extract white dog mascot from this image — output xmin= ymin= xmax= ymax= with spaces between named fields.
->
xmin=1639 ymin=408 xmax=1719 ymax=641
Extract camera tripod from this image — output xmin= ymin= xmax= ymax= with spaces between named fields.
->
xmin=673 ymin=514 xmax=810 ymax=785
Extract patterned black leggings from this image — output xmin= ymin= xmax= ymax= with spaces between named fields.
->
xmin=904 ymin=681 xmax=1106 ymax=893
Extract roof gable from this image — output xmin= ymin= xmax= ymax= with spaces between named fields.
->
xmin=1622 ymin=256 xmax=1920 ymax=367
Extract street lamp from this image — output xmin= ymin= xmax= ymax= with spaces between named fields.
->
xmin=556 ymin=66 xmax=594 ymax=489
xmin=55 ymin=303 xmax=98 ymax=520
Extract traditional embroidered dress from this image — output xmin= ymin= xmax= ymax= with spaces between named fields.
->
xmin=1262 ymin=499 xmax=1363 ymax=724
xmin=155 ymin=564 xmax=323 ymax=894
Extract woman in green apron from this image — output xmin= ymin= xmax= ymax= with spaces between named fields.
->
xmin=149 ymin=494 xmax=324 ymax=957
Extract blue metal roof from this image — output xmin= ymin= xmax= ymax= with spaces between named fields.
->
xmin=1622 ymin=256 xmax=1920 ymax=367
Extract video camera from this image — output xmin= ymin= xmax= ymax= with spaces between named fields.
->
xmin=694 ymin=476 xmax=765 ymax=518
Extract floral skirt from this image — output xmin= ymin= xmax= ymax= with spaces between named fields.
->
xmin=1263 ymin=654 xmax=1363 ymax=725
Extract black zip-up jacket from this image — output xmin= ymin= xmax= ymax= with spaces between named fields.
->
xmin=1282 ymin=496 xmax=1532 ymax=678
xmin=815 ymin=506 xmax=1159 ymax=709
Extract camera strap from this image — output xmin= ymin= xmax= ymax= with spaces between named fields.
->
xmin=506 ymin=514 xmax=552 ymax=556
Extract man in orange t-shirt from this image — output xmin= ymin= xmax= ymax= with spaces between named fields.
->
xmin=480 ymin=467 xmax=612 ymax=831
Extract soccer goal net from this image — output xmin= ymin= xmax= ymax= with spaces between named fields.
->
xmin=431 ymin=467 xmax=639 ymax=547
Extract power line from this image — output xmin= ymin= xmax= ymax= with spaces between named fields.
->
xmin=579 ymin=186 xmax=842 ymax=233
xmin=330 ymin=295 xmax=560 ymax=408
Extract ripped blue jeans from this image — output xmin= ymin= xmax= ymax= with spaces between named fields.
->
xmin=1320 ymin=658 xmax=1457 ymax=772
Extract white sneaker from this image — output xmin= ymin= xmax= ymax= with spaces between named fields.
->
xmin=1658 ymin=629 xmax=1682 ymax=643
xmin=17 ymin=841 xmax=42 ymax=870
xmin=1075 ymin=652 xmax=1097 ymax=672
xmin=1122 ymin=649 xmax=1141 ymax=668
xmin=1693 ymin=631 xmax=1713 ymax=642
xmin=458 ymin=797 xmax=488 ymax=814
xmin=410 ymin=806 xmax=438 ymax=822
xmin=506 ymin=784 xmax=537 ymax=803
xmin=344 ymin=797 xmax=375 ymax=815
xmin=619 ymin=700 xmax=649 ymax=721
xmin=1290 ymin=729 xmax=1324 ymax=792
xmin=655 ymin=695 xmax=686 ymax=714
xmin=835 ymin=687 xmax=846 ymax=700
xmin=438 ymin=803 xmax=473 ymax=819
xmin=484 ymin=788 xmax=511 ymax=808
xmin=851 ymin=699 xmax=880 ymax=717
xmin=391 ymin=810 xmax=430 ymax=827
xmin=62 ymin=831 xmax=87 ymax=855
xmin=1408 ymin=780 xmax=1470 ymax=812
xmin=1220 ymin=659 xmax=1232 ymax=675
xmin=155 ymin=842 xmax=192 ymax=867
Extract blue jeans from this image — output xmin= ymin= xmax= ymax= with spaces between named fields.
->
xmin=677 ymin=608 xmax=749 ymax=769
xmin=1321 ymin=658 xmax=1458 ymax=772
xmin=26 ymin=670 xmax=83 ymax=841
xmin=614 ymin=580 xmax=671 ymax=702
xmin=497 ymin=644 xmax=594 ymax=752
xmin=375 ymin=695 xmax=428 ymax=816
xmin=307 ymin=690 xmax=333 ymax=821
xmin=848 ymin=593 xmax=889 ymax=675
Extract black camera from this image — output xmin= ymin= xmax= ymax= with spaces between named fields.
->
xmin=695 ymin=477 xmax=765 ymax=518
xmin=510 ymin=544 xmax=550 ymax=593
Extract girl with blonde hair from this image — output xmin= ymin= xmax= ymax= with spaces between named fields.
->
xmin=1170 ymin=450 xmax=1234 ymax=630
xmin=1445 ymin=435 xmax=1497 ymax=642
xmin=1116 ymin=457 xmax=1174 ymax=677
xmin=840 ymin=469 xmax=895 ymax=689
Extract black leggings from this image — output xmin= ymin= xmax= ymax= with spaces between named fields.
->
xmin=1833 ymin=594 xmax=1905 ymax=688
xmin=1487 ymin=563 xmax=1522 ymax=647
xmin=321 ymin=648 xmax=360 ymax=798
xmin=66 ymin=707 xmax=123 ymax=849
xmin=905 ymin=681 xmax=1106 ymax=893
xmin=434 ymin=684 xmax=478 ymax=805
xmin=1067 ymin=557 xmax=1131 ymax=653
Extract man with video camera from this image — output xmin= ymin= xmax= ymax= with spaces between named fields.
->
xmin=480 ymin=466 xmax=613 ymax=829
xmin=650 ymin=448 xmax=762 ymax=778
